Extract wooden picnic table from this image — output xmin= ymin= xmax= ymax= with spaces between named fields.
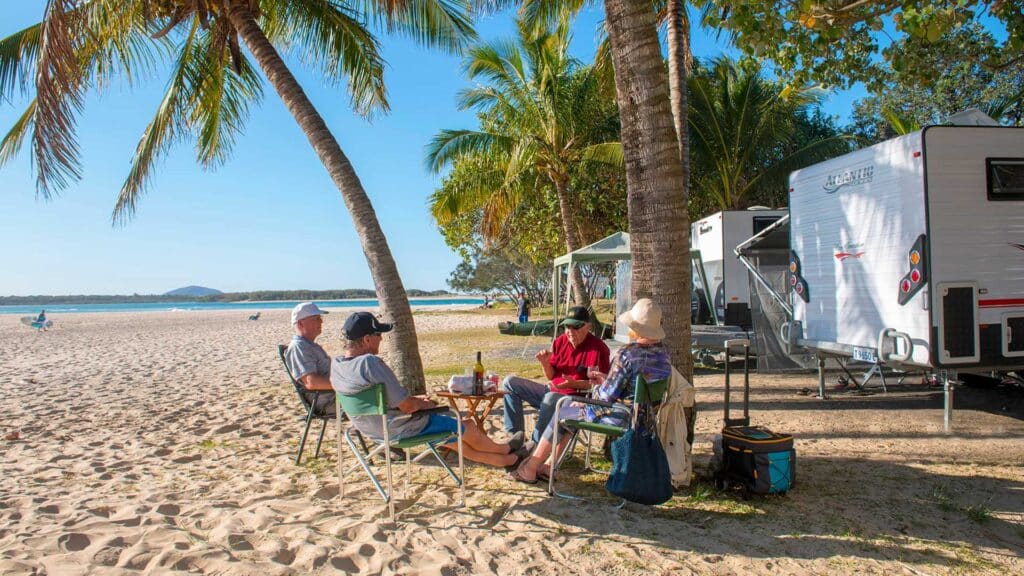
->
xmin=434 ymin=390 xmax=506 ymax=431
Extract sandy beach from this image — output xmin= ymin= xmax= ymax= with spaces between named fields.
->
xmin=1 ymin=309 xmax=1022 ymax=575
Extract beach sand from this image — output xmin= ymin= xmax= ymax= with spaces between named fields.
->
xmin=1 ymin=309 xmax=1022 ymax=575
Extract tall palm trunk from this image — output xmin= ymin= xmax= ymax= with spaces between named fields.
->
xmin=665 ymin=0 xmax=693 ymax=381
xmin=553 ymin=176 xmax=591 ymax=308
xmin=602 ymin=0 xmax=692 ymax=374
xmin=666 ymin=0 xmax=691 ymax=180
xmin=227 ymin=3 xmax=426 ymax=393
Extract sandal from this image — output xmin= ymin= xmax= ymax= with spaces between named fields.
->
xmin=507 ymin=467 xmax=538 ymax=485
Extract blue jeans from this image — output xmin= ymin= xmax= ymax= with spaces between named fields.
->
xmin=518 ymin=313 xmax=529 ymax=323
xmin=501 ymin=376 xmax=565 ymax=442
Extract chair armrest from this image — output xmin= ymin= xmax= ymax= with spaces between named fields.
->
xmin=569 ymin=397 xmax=617 ymax=409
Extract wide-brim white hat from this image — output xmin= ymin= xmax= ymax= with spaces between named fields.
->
xmin=617 ymin=298 xmax=665 ymax=340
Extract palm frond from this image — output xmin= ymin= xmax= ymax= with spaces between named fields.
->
xmin=32 ymin=0 xmax=86 ymax=198
xmin=113 ymin=20 xmax=201 ymax=225
xmin=882 ymin=107 xmax=921 ymax=135
xmin=188 ymin=29 xmax=264 ymax=168
xmin=265 ymin=0 xmax=388 ymax=117
xmin=0 ymin=100 xmax=35 ymax=167
xmin=580 ymin=141 xmax=623 ymax=166
xmin=425 ymin=128 xmax=511 ymax=172
xmin=0 ymin=23 xmax=42 ymax=100
xmin=356 ymin=0 xmax=476 ymax=53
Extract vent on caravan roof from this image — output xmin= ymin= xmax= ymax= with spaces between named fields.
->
xmin=944 ymin=108 xmax=998 ymax=126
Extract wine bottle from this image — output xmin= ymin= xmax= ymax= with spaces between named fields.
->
xmin=473 ymin=351 xmax=485 ymax=395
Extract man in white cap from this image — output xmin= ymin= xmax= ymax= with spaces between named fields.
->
xmin=284 ymin=302 xmax=334 ymax=413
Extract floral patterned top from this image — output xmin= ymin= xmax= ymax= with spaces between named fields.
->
xmin=582 ymin=342 xmax=672 ymax=426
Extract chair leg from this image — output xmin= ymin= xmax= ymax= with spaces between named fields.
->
xmin=296 ymin=404 xmax=316 ymax=465
xmin=313 ymin=418 xmax=328 ymax=459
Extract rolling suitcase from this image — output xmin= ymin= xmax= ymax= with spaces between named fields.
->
xmin=715 ymin=339 xmax=795 ymax=498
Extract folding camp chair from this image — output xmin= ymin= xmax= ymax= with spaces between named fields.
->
xmin=278 ymin=344 xmax=364 ymax=465
xmin=548 ymin=375 xmax=670 ymax=500
xmin=336 ymin=383 xmax=466 ymax=521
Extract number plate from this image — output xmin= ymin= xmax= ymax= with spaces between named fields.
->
xmin=852 ymin=346 xmax=878 ymax=363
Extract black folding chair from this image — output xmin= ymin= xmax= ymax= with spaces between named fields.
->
xmin=277 ymin=344 xmax=368 ymax=465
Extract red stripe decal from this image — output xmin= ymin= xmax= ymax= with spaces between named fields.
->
xmin=979 ymin=298 xmax=1024 ymax=308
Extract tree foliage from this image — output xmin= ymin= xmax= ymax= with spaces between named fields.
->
xmin=846 ymin=22 xmax=1024 ymax=143
xmin=687 ymin=58 xmax=851 ymax=211
xmin=695 ymin=1 xmax=1024 ymax=90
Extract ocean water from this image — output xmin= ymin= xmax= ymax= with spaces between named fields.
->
xmin=0 ymin=298 xmax=483 ymax=315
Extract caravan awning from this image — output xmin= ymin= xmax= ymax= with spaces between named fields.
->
xmin=736 ymin=214 xmax=789 ymax=255
xmin=553 ymin=231 xmax=631 ymax=266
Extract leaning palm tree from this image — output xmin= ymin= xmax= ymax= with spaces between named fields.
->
xmin=426 ymin=19 xmax=621 ymax=308
xmin=687 ymin=58 xmax=851 ymax=210
xmin=0 ymin=0 xmax=476 ymax=393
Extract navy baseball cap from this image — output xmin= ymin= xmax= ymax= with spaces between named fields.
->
xmin=343 ymin=311 xmax=394 ymax=340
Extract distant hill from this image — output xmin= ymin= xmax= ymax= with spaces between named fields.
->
xmin=164 ymin=285 xmax=223 ymax=297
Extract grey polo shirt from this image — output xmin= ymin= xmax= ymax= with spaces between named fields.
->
xmin=285 ymin=336 xmax=334 ymax=412
xmin=331 ymin=353 xmax=429 ymax=440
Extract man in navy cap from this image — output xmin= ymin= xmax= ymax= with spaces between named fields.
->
xmin=332 ymin=311 xmax=524 ymax=467
xmin=283 ymin=302 xmax=334 ymax=413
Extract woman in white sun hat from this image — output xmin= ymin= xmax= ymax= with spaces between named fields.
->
xmin=510 ymin=298 xmax=674 ymax=484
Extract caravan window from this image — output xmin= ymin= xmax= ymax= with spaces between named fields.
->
xmin=987 ymin=159 xmax=1024 ymax=200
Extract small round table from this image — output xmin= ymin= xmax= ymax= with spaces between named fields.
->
xmin=434 ymin=390 xmax=506 ymax=430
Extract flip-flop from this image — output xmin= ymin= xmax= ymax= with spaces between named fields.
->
xmin=507 ymin=467 xmax=538 ymax=485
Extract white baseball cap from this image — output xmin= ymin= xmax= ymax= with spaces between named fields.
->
xmin=291 ymin=302 xmax=328 ymax=324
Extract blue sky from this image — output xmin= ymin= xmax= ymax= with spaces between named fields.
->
xmin=0 ymin=3 xmax=863 ymax=296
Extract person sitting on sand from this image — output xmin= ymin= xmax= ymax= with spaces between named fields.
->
xmin=501 ymin=306 xmax=610 ymax=444
xmin=331 ymin=311 xmax=525 ymax=467
xmin=283 ymin=302 xmax=334 ymax=414
xmin=509 ymin=299 xmax=671 ymax=484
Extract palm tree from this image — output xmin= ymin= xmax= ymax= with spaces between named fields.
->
xmin=600 ymin=0 xmax=692 ymax=374
xmin=0 ymin=0 xmax=477 ymax=393
xmin=687 ymin=58 xmax=851 ymax=210
xmin=475 ymin=0 xmax=694 ymax=374
xmin=425 ymin=20 xmax=621 ymax=308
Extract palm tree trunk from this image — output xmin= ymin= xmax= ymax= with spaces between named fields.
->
xmin=603 ymin=0 xmax=692 ymax=375
xmin=227 ymin=3 xmax=426 ymax=393
xmin=554 ymin=177 xmax=591 ymax=308
xmin=666 ymin=0 xmax=691 ymax=187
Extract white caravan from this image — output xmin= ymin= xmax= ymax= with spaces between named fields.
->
xmin=787 ymin=125 xmax=1024 ymax=375
xmin=692 ymin=209 xmax=786 ymax=328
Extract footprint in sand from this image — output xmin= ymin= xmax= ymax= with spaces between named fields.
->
xmin=172 ymin=454 xmax=201 ymax=464
xmin=227 ymin=534 xmax=254 ymax=551
xmin=57 ymin=532 xmax=91 ymax=552
xmin=152 ymin=448 xmax=172 ymax=457
xmin=38 ymin=504 xmax=60 ymax=514
xmin=156 ymin=504 xmax=180 ymax=516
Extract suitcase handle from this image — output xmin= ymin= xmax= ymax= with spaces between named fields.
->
xmin=723 ymin=340 xmax=751 ymax=427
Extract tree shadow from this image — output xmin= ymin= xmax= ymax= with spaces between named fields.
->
xmin=508 ymin=455 xmax=1024 ymax=571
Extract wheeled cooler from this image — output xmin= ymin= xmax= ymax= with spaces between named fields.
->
xmin=715 ymin=339 xmax=796 ymax=498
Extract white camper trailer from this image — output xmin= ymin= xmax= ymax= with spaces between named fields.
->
xmin=787 ymin=125 xmax=1024 ymax=375
xmin=692 ymin=209 xmax=786 ymax=328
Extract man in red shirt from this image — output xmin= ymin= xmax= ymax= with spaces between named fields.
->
xmin=501 ymin=307 xmax=611 ymax=443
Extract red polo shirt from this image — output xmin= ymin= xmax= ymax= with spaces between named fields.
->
xmin=548 ymin=332 xmax=611 ymax=395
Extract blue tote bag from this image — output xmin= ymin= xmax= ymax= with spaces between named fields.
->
xmin=605 ymin=385 xmax=673 ymax=505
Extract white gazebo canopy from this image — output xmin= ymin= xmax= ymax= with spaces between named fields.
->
xmin=551 ymin=232 xmax=631 ymax=340
xmin=552 ymin=231 xmax=630 ymax=267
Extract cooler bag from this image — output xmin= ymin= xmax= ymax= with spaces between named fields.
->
xmin=720 ymin=425 xmax=795 ymax=496
xmin=715 ymin=339 xmax=796 ymax=497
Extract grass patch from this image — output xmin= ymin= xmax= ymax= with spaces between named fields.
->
xmin=964 ymin=503 xmax=992 ymax=523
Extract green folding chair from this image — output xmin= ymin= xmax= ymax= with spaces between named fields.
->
xmin=335 ymin=384 xmax=466 ymax=520
xmin=548 ymin=375 xmax=670 ymax=500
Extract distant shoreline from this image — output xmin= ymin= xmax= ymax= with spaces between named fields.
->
xmin=0 ymin=297 xmax=483 ymax=315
